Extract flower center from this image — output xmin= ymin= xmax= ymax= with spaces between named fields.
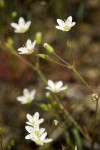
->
xmin=35 ymin=131 xmax=39 ymax=136
xmin=27 ymin=97 xmax=32 ymax=103
xmin=36 ymin=139 xmax=42 ymax=145
xmin=64 ymin=25 xmax=70 ymax=31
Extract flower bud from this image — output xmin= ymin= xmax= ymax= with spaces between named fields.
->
xmin=43 ymin=43 xmax=54 ymax=54
xmin=35 ymin=32 xmax=42 ymax=44
xmin=92 ymin=93 xmax=99 ymax=101
xmin=38 ymin=54 xmax=50 ymax=59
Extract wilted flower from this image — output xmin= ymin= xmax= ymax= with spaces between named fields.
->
xmin=26 ymin=112 xmax=44 ymax=127
xmin=55 ymin=16 xmax=76 ymax=31
xmin=17 ymin=88 xmax=36 ymax=104
xmin=18 ymin=39 xmax=36 ymax=54
xmin=11 ymin=17 xmax=31 ymax=33
xmin=46 ymin=80 xmax=67 ymax=93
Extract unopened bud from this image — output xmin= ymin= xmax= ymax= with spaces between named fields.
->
xmin=38 ymin=54 xmax=50 ymax=59
xmin=43 ymin=43 xmax=54 ymax=54
xmin=92 ymin=93 xmax=99 ymax=101
xmin=35 ymin=32 xmax=42 ymax=44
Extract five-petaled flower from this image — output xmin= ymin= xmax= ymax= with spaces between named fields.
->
xmin=11 ymin=17 xmax=31 ymax=33
xmin=25 ymin=112 xmax=52 ymax=145
xmin=18 ymin=39 xmax=36 ymax=54
xmin=17 ymin=88 xmax=36 ymax=104
xmin=46 ymin=80 xmax=67 ymax=93
xmin=26 ymin=112 xmax=44 ymax=127
xmin=55 ymin=16 xmax=76 ymax=31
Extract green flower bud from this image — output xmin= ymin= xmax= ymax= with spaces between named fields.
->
xmin=0 ymin=0 xmax=5 ymax=8
xmin=35 ymin=32 xmax=42 ymax=44
xmin=11 ymin=11 xmax=17 ymax=18
xmin=43 ymin=43 xmax=54 ymax=54
xmin=38 ymin=54 xmax=50 ymax=59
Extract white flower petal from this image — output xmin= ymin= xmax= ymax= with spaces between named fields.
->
xmin=66 ymin=16 xmax=72 ymax=23
xmin=24 ymin=21 xmax=31 ymax=29
xmin=57 ymin=19 xmax=65 ymax=26
xmin=71 ymin=22 xmax=76 ymax=27
xmin=27 ymin=114 xmax=33 ymax=122
xmin=55 ymin=26 xmax=63 ymax=31
xmin=11 ymin=23 xmax=19 ymax=30
xmin=25 ymin=126 xmax=34 ymax=133
xmin=18 ymin=47 xmax=27 ymax=52
xmin=44 ymin=138 xmax=53 ymax=143
xmin=26 ymin=39 xmax=32 ymax=49
xmin=30 ymin=90 xmax=36 ymax=99
xmin=60 ymin=86 xmax=67 ymax=91
xmin=48 ymin=80 xmax=55 ymax=89
xmin=40 ymin=132 xmax=47 ymax=141
xmin=32 ymin=40 xmax=36 ymax=49
xmin=38 ymin=118 xmax=44 ymax=124
xmin=23 ymin=89 xmax=29 ymax=96
xmin=33 ymin=112 xmax=39 ymax=121
xmin=17 ymin=96 xmax=26 ymax=102
xmin=39 ymin=128 xmax=45 ymax=136
xmin=19 ymin=17 xmax=25 ymax=26
xmin=56 ymin=81 xmax=63 ymax=89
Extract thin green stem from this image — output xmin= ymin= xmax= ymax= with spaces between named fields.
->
xmin=92 ymin=99 xmax=99 ymax=149
xmin=54 ymin=52 xmax=71 ymax=67
xmin=72 ymin=68 xmax=94 ymax=93
xmin=1 ymin=44 xmax=47 ymax=84
xmin=53 ymin=52 xmax=94 ymax=94
xmin=54 ymin=95 xmax=92 ymax=143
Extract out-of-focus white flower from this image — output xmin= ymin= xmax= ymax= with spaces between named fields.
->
xmin=26 ymin=112 xmax=44 ymax=127
xmin=55 ymin=16 xmax=76 ymax=31
xmin=53 ymin=120 xmax=58 ymax=126
xmin=17 ymin=88 xmax=36 ymax=104
xmin=25 ymin=112 xmax=52 ymax=145
xmin=11 ymin=17 xmax=31 ymax=33
xmin=46 ymin=80 xmax=67 ymax=93
xmin=18 ymin=39 xmax=36 ymax=54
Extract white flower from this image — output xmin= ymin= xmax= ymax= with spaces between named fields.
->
xmin=25 ymin=112 xmax=52 ymax=145
xmin=25 ymin=131 xmax=52 ymax=145
xmin=53 ymin=120 xmax=58 ymax=126
xmin=46 ymin=80 xmax=67 ymax=93
xmin=55 ymin=16 xmax=76 ymax=31
xmin=18 ymin=39 xmax=36 ymax=54
xmin=17 ymin=88 xmax=36 ymax=104
xmin=11 ymin=17 xmax=31 ymax=33
xmin=26 ymin=112 xmax=44 ymax=127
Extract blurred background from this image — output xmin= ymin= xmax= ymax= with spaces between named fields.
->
xmin=0 ymin=0 xmax=100 ymax=150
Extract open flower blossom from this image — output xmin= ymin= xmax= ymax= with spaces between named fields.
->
xmin=46 ymin=80 xmax=67 ymax=93
xmin=26 ymin=112 xmax=44 ymax=127
xmin=17 ymin=88 xmax=36 ymax=104
xmin=25 ymin=112 xmax=52 ymax=145
xmin=11 ymin=17 xmax=31 ymax=33
xmin=55 ymin=16 xmax=76 ymax=31
xmin=18 ymin=39 xmax=36 ymax=54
